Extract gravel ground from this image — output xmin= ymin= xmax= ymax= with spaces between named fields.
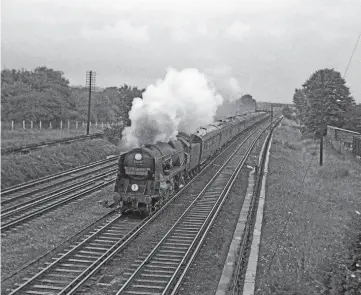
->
xmin=1 ymin=139 xmax=123 ymax=188
xmin=1 ymin=184 xmax=113 ymax=281
xmin=178 ymin=168 xmax=250 ymax=295
xmin=77 ymin=126 xmax=266 ymax=295
xmin=177 ymin=133 xmax=266 ymax=295
xmin=2 ymin=161 xmax=116 ymax=209
xmin=1 ymin=122 xmax=266 ymax=295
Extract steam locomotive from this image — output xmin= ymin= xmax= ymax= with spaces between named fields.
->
xmin=111 ymin=112 xmax=268 ymax=216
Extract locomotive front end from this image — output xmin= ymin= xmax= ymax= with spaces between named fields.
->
xmin=114 ymin=148 xmax=156 ymax=215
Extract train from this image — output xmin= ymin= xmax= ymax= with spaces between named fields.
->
xmin=110 ymin=112 xmax=269 ymax=216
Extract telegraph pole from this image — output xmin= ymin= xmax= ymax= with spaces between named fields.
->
xmin=319 ymin=70 xmax=325 ymax=166
xmin=86 ymin=71 xmax=96 ymax=135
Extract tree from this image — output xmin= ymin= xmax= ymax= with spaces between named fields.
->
xmin=296 ymin=68 xmax=355 ymax=135
xmin=283 ymin=106 xmax=295 ymax=120
xmin=1 ymin=67 xmax=76 ymax=123
xmin=342 ymin=104 xmax=361 ymax=133
xmin=117 ymin=84 xmax=145 ymax=126
xmin=1 ymin=67 xmax=146 ymax=127
xmin=292 ymin=89 xmax=308 ymax=125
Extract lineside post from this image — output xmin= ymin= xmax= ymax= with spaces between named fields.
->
xmin=86 ymin=70 xmax=96 ymax=135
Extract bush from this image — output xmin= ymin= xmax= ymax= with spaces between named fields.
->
xmin=104 ymin=125 xmax=124 ymax=145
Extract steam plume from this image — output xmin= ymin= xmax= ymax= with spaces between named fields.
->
xmin=122 ymin=68 xmax=223 ymax=147
xmin=205 ymin=66 xmax=242 ymax=102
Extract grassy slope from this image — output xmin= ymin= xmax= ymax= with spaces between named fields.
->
xmin=1 ymin=128 xmax=103 ymax=149
xmin=256 ymin=118 xmax=361 ymax=294
xmin=1 ymin=139 xmax=123 ymax=189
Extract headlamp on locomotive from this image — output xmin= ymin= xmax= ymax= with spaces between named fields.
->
xmin=113 ymin=137 xmax=188 ymax=216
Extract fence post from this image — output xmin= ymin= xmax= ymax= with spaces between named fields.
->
xmin=95 ymin=121 xmax=98 ymax=128
xmin=40 ymin=121 xmax=42 ymax=130
xmin=50 ymin=122 xmax=52 ymax=130
xmin=31 ymin=121 xmax=33 ymax=129
xmin=68 ymin=121 xmax=70 ymax=129
xmin=23 ymin=120 xmax=26 ymax=129
xmin=60 ymin=121 xmax=63 ymax=130
xmin=11 ymin=120 xmax=14 ymax=131
xmin=76 ymin=121 xmax=78 ymax=129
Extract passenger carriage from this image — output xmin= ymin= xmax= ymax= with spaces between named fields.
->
xmin=191 ymin=125 xmax=221 ymax=165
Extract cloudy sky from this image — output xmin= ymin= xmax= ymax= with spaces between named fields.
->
xmin=2 ymin=0 xmax=361 ymax=103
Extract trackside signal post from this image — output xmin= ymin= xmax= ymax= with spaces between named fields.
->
xmin=86 ymin=71 xmax=96 ymax=135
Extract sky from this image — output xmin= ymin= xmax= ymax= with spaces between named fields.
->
xmin=2 ymin=0 xmax=361 ymax=103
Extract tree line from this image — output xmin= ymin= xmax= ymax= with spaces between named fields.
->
xmin=1 ymin=66 xmax=262 ymax=128
xmin=1 ymin=67 xmax=145 ymax=126
xmin=292 ymin=68 xmax=361 ymax=134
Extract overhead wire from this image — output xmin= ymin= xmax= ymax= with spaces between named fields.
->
xmin=343 ymin=31 xmax=361 ymax=78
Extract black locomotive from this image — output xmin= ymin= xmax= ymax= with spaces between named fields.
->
xmin=112 ymin=112 xmax=268 ymax=216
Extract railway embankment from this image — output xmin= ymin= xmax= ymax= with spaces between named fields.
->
xmin=255 ymin=118 xmax=361 ymax=294
xmin=1 ymin=138 xmax=123 ymax=188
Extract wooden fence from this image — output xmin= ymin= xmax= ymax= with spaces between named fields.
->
xmin=326 ymin=125 xmax=361 ymax=159
xmin=353 ymin=137 xmax=361 ymax=158
xmin=1 ymin=120 xmax=124 ymax=131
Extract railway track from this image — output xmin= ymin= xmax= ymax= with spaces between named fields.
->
xmin=1 ymin=156 xmax=118 ymax=204
xmin=226 ymin=118 xmax=282 ymax=295
xmin=1 ymin=133 xmax=105 ymax=155
xmin=5 ymin=119 xmax=272 ymax=295
xmin=1 ymin=158 xmax=119 ymax=232
xmin=115 ymin=121 xmax=270 ymax=295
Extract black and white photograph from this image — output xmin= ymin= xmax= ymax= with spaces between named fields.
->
xmin=1 ymin=0 xmax=361 ymax=294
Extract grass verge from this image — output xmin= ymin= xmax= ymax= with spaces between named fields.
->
xmin=1 ymin=139 xmax=123 ymax=189
xmin=255 ymin=118 xmax=361 ymax=294
xmin=1 ymin=128 xmax=103 ymax=149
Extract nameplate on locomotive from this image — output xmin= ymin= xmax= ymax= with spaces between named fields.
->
xmin=125 ymin=166 xmax=149 ymax=175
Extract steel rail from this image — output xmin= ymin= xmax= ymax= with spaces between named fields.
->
xmin=7 ymin=118 xmax=268 ymax=295
xmin=171 ymin=117 xmax=283 ymax=295
xmin=60 ymin=123 xmax=266 ymax=295
xmin=1 ymin=156 xmax=118 ymax=199
xmin=1 ymin=168 xmax=117 ymax=215
xmin=227 ymin=116 xmax=283 ymax=295
xmin=115 ymin=123 xmax=268 ymax=295
xmin=1 ymin=175 xmax=116 ymax=231
xmin=1 ymin=208 xmax=116 ymax=283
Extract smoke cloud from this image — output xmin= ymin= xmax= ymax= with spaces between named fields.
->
xmin=122 ymin=68 xmax=223 ymax=147
xmin=205 ymin=66 xmax=242 ymax=102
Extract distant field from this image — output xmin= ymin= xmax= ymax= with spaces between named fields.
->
xmin=1 ymin=128 xmax=104 ymax=149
